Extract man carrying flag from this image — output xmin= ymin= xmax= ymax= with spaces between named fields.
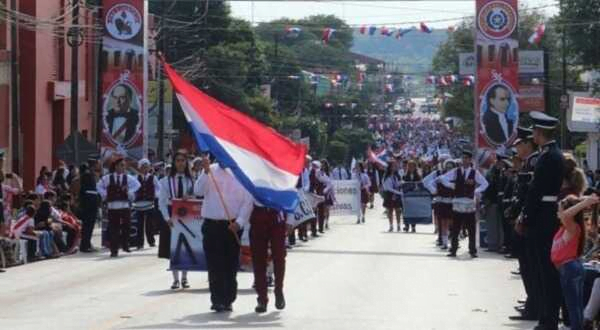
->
xmin=164 ymin=62 xmax=307 ymax=313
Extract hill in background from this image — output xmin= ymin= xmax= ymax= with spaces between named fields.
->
xmin=350 ymin=28 xmax=449 ymax=75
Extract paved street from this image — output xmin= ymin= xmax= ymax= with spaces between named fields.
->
xmin=0 ymin=199 xmax=535 ymax=330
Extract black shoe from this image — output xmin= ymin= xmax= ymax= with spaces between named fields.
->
xmin=171 ymin=280 xmax=180 ymax=290
xmin=411 ymin=227 xmax=416 ymax=233
xmin=508 ymin=314 xmax=537 ymax=321
xmin=181 ymin=279 xmax=190 ymax=289
xmin=470 ymin=252 xmax=478 ymax=258
xmin=441 ymin=244 xmax=448 ymax=250
xmin=223 ymin=305 xmax=233 ymax=312
xmin=213 ymin=304 xmax=226 ymax=313
xmin=311 ymin=233 xmax=319 ymax=238
xmin=137 ymin=246 xmax=143 ymax=251
xmin=110 ymin=252 xmax=118 ymax=258
xmin=300 ymin=237 xmax=308 ymax=242
xmin=403 ymin=226 xmax=409 ymax=232
xmin=318 ymin=230 xmax=324 ymax=234
xmin=149 ymin=243 xmax=156 ymax=247
xmin=447 ymin=252 xmax=457 ymax=257
xmin=275 ymin=292 xmax=286 ymax=310
xmin=514 ymin=306 xmax=525 ymax=313
xmin=123 ymin=248 xmax=132 ymax=253
xmin=511 ymin=270 xmax=521 ymax=276
xmin=517 ymin=299 xmax=526 ymax=304
xmin=255 ymin=302 xmax=267 ymax=314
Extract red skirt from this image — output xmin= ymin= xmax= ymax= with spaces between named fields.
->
xmin=360 ymin=190 xmax=370 ymax=204
xmin=433 ymin=203 xmax=453 ymax=219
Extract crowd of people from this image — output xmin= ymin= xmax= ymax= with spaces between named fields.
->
xmin=2 ymin=108 xmax=600 ymax=325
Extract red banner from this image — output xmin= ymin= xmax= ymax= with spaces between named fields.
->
xmin=100 ymin=0 xmax=146 ymax=161
xmin=475 ymin=0 xmax=520 ymax=154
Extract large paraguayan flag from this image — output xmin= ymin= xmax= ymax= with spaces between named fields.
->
xmin=164 ymin=63 xmax=307 ymax=212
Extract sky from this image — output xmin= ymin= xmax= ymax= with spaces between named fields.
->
xmin=228 ymin=0 xmax=559 ymax=28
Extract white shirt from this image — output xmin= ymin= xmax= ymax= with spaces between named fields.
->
xmin=332 ymin=167 xmax=349 ymax=180
xmin=359 ymin=172 xmax=371 ymax=190
xmin=439 ymin=166 xmax=489 ymax=196
xmin=382 ymin=175 xmax=402 ymax=196
xmin=158 ymin=174 xmax=197 ymax=221
xmin=422 ymin=170 xmax=439 ymax=195
xmin=195 ymin=164 xmax=254 ymax=228
xmin=97 ymin=173 xmax=141 ymax=209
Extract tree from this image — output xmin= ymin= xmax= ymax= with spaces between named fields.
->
xmin=560 ymin=0 xmax=600 ymax=69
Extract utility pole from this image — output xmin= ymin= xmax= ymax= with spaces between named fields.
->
xmin=560 ymin=0 xmax=568 ymax=149
xmin=68 ymin=0 xmax=82 ymax=164
xmin=157 ymin=2 xmax=165 ymax=160
xmin=10 ymin=0 xmax=20 ymax=174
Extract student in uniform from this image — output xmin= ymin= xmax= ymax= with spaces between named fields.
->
xmin=248 ymin=201 xmax=295 ymax=313
xmin=158 ymin=151 xmax=197 ymax=290
xmin=424 ymin=159 xmax=456 ymax=249
xmin=382 ymin=161 xmax=403 ymax=232
xmin=357 ymin=162 xmax=371 ymax=224
xmin=439 ymin=150 xmax=489 ymax=258
xmin=97 ymin=157 xmax=141 ymax=258
xmin=78 ymin=161 xmax=100 ymax=253
xmin=196 ymin=156 xmax=254 ymax=313
xmin=402 ymin=160 xmax=422 ymax=233
xmin=134 ymin=158 xmax=160 ymax=249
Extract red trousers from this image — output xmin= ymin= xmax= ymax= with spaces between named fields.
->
xmin=107 ymin=208 xmax=131 ymax=254
xmin=250 ymin=207 xmax=287 ymax=305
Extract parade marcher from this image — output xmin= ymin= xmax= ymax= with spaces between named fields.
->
xmin=382 ymin=161 xmax=403 ymax=232
xmin=158 ymin=151 xmax=197 ymax=290
xmin=319 ymin=160 xmax=335 ymax=231
xmin=357 ymin=162 xmax=371 ymax=224
xmin=97 ymin=156 xmax=141 ymax=258
xmin=308 ymin=161 xmax=323 ymax=237
xmin=134 ymin=158 xmax=160 ymax=249
xmin=508 ymin=127 xmax=540 ymax=321
xmin=196 ymin=157 xmax=253 ymax=313
xmin=332 ymin=163 xmax=349 ymax=181
xmin=424 ymin=159 xmax=456 ymax=249
xmin=522 ymin=111 xmax=565 ymax=329
xmin=402 ymin=160 xmax=422 ymax=233
xmin=293 ymin=156 xmax=311 ymax=243
xmin=440 ymin=150 xmax=489 ymax=258
xmin=249 ymin=202 xmax=295 ymax=313
xmin=367 ymin=163 xmax=380 ymax=209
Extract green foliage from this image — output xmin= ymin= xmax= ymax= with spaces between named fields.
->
xmin=331 ymin=128 xmax=373 ymax=160
xmin=327 ymin=140 xmax=349 ymax=166
xmin=561 ymin=0 xmax=600 ymax=69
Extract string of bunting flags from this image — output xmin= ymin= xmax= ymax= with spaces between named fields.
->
xmin=281 ymin=21 xmax=546 ymax=46
xmin=426 ymin=74 xmax=475 ymax=87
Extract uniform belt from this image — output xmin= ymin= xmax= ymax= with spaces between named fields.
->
xmin=541 ymin=196 xmax=558 ymax=202
xmin=204 ymin=218 xmax=235 ymax=224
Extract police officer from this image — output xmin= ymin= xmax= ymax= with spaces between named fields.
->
xmin=78 ymin=160 xmax=101 ymax=253
xmin=508 ymin=126 xmax=539 ymax=321
xmin=521 ymin=112 xmax=565 ymax=330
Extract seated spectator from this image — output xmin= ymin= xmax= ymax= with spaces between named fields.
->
xmin=34 ymin=200 xmax=65 ymax=254
xmin=10 ymin=205 xmax=58 ymax=259
xmin=55 ymin=199 xmax=82 ymax=254
xmin=35 ymin=167 xmax=52 ymax=196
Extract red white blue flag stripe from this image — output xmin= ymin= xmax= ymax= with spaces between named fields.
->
xmin=164 ymin=63 xmax=307 ymax=212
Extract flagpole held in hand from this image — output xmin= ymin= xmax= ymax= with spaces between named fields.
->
xmin=205 ymin=162 xmax=242 ymax=246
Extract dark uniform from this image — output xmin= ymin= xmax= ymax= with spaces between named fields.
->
xmin=523 ymin=137 xmax=565 ymax=328
xmin=510 ymin=150 xmax=540 ymax=319
xmin=78 ymin=165 xmax=100 ymax=252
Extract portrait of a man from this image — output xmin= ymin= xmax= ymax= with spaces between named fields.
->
xmin=105 ymin=84 xmax=139 ymax=145
xmin=482 ymin=84 xmax=517 ymax=145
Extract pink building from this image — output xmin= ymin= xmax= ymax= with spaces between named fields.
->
xmin=0 ymin=0 xmax=99 ymax=189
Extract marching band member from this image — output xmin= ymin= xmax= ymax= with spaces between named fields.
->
xmin=158 ymin=151 xmax=197 ymax=290
xmin=134 ymin=158 xmax=160 ymax=249
xmin=97 ymin=156 xmax=141 ymax=258
xmin=424 ymin=159 xmax=456 ymax=249
xmin=196 ymin=156 xmax=253 ymax=313
xmin=382 ymin=161 xmax=403 ymax=232
xmin=439 ymin=150 xmax=488 ymax=258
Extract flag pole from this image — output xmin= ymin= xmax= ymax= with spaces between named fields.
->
xmin=208 ymin=170 xmax=242 ymax=246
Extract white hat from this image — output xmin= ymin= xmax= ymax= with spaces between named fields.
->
xmin=138 ymin=158 xmax=151 ymax=168
xmin=311 ymin=160 xmax=321 ymax=168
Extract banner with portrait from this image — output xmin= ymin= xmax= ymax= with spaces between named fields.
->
xmin=475 ymin=0 xmax=520 ymax=155
xmin=169 ymin=199 xmax=206 ymax=271
xmin=100 ymin=0 xmax=147 ymax=161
